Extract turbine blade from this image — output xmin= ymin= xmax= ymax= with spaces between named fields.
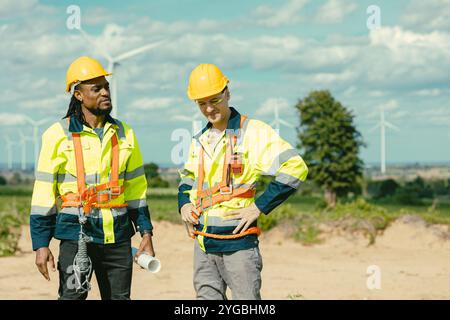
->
xmin=278 ymin=119 xmax=294 ymax=128
xmin=369 ymin=123 xmax=380 ymax=132
xmin=78 ymin=27 xmax=113 ymax=62
xmin=384 ymin=121 xmax=400 ymax=131
xmin=114 ymin=40 xmax=165 ymax=62
xmin=36 ymin=119 xmax=50 ymax=126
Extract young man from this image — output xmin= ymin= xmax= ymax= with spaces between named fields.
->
xmin=178 ymin=63 xmax=308 ymax=300
xmin=30 ymin=56 xmax=155 ymax=300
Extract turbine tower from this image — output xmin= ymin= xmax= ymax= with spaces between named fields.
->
xmin=270 ymin=100 xmax=294 ymax=133
xmin=78 ymin=27 xmax=165 ymax=118
xmin=22 ymin=116 xmax=49 ymax=169
xmin=18 ymin=130 xmax=32 ymax=171
xmin=370 ymin=106 xmax=399 ymax=174
xmin=3 ymin=135 xmax=13 ymax=171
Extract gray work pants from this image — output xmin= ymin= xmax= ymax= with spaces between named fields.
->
xmin=193 ymin=242 xmax=263 ymax=300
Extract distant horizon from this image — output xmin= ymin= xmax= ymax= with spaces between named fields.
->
xmin=1 ymin=160 xmax=450 ymax=171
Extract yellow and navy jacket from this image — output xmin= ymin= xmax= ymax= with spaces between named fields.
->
xmin=30 ymin=115 xmax=152 ymax=251
xmin=178 ymin=107 xmax=308 ymax=253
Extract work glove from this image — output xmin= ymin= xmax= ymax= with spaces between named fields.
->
xmin=35 ymin=247 xmax=56 ymax=281
xmin=180 ymin=203 xmax=198 ymax=238
xmin=180 ymin=203 xmax=199 ymax=225
xmin=223 ymin=202 xmax=261 ymax=234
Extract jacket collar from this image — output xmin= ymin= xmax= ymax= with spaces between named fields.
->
xmin=68 ymin=114 xmax=118 ymax=133
xmin=195 ymin=106 xmax=241 ymax=140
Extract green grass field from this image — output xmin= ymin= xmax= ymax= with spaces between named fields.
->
xmin=1 ymin=186 xmax=449 ymax=256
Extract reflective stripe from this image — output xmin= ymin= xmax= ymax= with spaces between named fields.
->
xmin=127 ymin=199 xmax=147 ymax=209
xmin=179 ymin=168 xmax=191 ymax=177
xmin=59 ymin=119 xmax=71 ymax=139
xmin=116 ymin=120 xmax=126 ymax=140
xmin=275 ymin=172 xmax=302 ymax=189
xmin=233 ymin=182 xmax=256 ymax=190
xmin=57 ymin=172 xmax=97 ymax=185
xmin=31 ymin=205 xmax=57 ymax=216
xmin=199 ymin=215 xmax=240 ymax=227
xmin=179 ymin=177 xmax=194 ymax=187
xmin=35 ymin=171 xmax=56 ymax=183
xmin=59 ymin=207 xmax=128 ymax=218
xmin=102 ymin=208 xmax=115 ymax=244
xmin=196 ymin=181 xmax=255 ymax=190
xmin=266 ymin=148 xmax=299 ymax=176
xmin=236 ymin=117 xmax=249 ymax=146
xmin=124 ymin=165 xmax=145 ymax=180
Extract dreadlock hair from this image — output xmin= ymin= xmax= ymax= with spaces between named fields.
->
xmin=63 ymin=84 xmax=85 ymax=123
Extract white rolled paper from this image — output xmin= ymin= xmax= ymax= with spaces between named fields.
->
xmin=131 ymin=247 xmax=161 ymax=273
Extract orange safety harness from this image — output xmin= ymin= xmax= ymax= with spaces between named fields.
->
xmin=191 ymin=115 xmax=261 ymax=239
xmin=61 ymin=129 xmax=127 ymax=215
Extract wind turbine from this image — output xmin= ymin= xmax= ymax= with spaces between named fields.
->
xmin=18 ymin=130 xmax=32 ymax=171
xmin=370 ymin=106 xmax=400 ymax=175
xmin=270 ymin=100 xmax=294 ymax=133
xmin=22 ymin=116 xmax=49 ymax=169
xmin=3 ymin=135 xmax=13 ymax=171
xmin=78 ymin=27 xmax=165 ymax=118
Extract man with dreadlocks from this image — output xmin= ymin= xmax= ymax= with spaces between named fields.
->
xmin=30 ymin=56 xmax=155 ymax=300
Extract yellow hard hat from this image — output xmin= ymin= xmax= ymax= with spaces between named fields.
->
xmin=187 ymin=63 xmax=229 ymax=100
xmin=65 ymin=56 xmax=111 ymax=93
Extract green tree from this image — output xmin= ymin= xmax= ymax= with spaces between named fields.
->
xmin=367 ymin=178 xmax=399 ymax=199
xmin=144 ymin=162 xmax=169 ymax=188
xmin=0 ymin=175 xmax=6 ymax=185
xmin=296 ymin=90 xmax=365 ymax=207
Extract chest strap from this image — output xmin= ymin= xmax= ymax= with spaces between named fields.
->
xmin=192 ymin=115 xmax=260 ymax=239
xmin=61 ymin=131 xmax=127 ymax=215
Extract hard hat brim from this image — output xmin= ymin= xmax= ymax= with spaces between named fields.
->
xmin=65 ymin=72 xmax=112 ymax=93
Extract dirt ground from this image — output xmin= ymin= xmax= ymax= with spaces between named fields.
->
xmin=1 ymin=217 xmax=450 ymax=300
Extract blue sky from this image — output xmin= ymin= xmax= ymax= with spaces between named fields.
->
xmin=1 ymin=0 xmax=449 ymax=168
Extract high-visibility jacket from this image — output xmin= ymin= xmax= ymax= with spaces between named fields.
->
xmin=178 ymin=107 xmax=308 ymax=253
xmin=30 ymin=115 xmax=152 ymax=251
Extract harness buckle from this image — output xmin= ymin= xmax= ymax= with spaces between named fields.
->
xmin=198 ymin=191 xmax=213 ymax=212
xmin=219 ymin=183 xmax=233 ymax=195
xmin=110 ymin=186 xmax=122 ymax=197
xmin=97 ymin=189 xmax=112 ymax=203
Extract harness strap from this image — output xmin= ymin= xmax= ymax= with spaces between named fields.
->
xmin=61 ymin=130 xmax=127 ymax=215
xmin=194 ymin=227 xmax=261 ymax=240
xmin=192 ymin=114 xmax=261 ymax=239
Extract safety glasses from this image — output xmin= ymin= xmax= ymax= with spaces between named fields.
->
xmin=196 ymin=91 xmax=225 ymax=108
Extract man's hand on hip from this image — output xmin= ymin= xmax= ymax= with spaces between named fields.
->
xmin=223 ymin=202 xmax=261 ymax=234
xmin=35 ymin=247 xmax=56 ymax=281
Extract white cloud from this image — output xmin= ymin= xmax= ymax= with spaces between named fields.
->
xmin=311 ymin=70 xmax=356 ymax=84
xmin=368 ymin=90 xmax=387 ymax=97
xmin=0 ymin=0 xmax=38 ymax=18
xmin=19 ymin=94 xmax=67 ymax=111
xmin=315 ymin=0 xmax=357 ymax=24
xmin=413 ymin=89 xmax=442 ymax=96
xmin=380 ymin=99 xmax=399 ymax=111
xmin=362 ymin=27 xmax=450 ymax=89
xmin=417 ymin=107 xmax=450 ymax=126
xmin=401 ymin=0 xmax=450 ymax=32
xmin=364 ymin=99 xmax=400 ymax=120
xmin=254 ymin=0 xmax=309 ymax=27
xmin=0 ymin=113 xmax=28 ymax=125
xmin=130 ymin=97 xmax=180 ymax=110
xmin=256 ymin=98 xmax=290 ymax=116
